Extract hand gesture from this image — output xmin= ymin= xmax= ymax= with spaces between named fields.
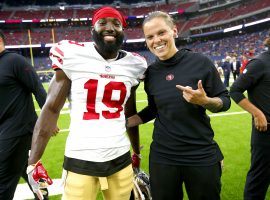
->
xmin=176 ymin=80 xmax=208 ymax=106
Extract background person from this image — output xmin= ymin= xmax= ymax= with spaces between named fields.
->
xmin=221 ymin=55 xmax=231 ymax=87
xmin=230 ymin=56 xmax=241 ymax=81
xmin=240 ymin=54 xmax=249 ymax=74
xmin=0 ymin=30 xmax=49 ymax=200
xmin=230 ymin=33 xmax=270 ymax=200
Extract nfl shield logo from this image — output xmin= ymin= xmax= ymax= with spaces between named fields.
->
xmin=105 ymin=66 xmax=111 ymax=72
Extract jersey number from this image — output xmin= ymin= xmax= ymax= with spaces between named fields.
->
xmin=83 ymin=79 xmax=127 ymax=120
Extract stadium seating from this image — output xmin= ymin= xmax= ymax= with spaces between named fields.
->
xmin=12 ymin=10 xmax=47 ymax=20
xmin=1 ymin=0 xmax=268 ymax=45
xmin=1 ymin=0 xmax=269 ymax=69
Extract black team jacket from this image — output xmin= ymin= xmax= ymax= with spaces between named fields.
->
xmin=0 ymin=50 xmax=46 ymax=139
xmin=230 ymin=49 xmax=270 ymax=146
xmin=138 ymin=49 xmax=231 ymax=166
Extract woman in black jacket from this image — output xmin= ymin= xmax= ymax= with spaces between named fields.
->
xmin=127 ymin=11 xmax=231 ymax=200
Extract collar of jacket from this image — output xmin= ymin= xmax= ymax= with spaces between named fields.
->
xmin=155 ymin=48 xmax=189 ymax=67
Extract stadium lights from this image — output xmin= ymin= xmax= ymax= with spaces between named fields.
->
xmin=59 ymin=6 xmax=65 ymax=10
xmin=169 ymin=11 xmax=178 ymax=15
xmin=6 ymin=42 xmax=95 ymax=49
xmin=6 ymin=44 xmax=43 ymax=49
xmin=126 ymin=38 xmax=145 ymax=43
xmin=244 ymin=18 xmax=270 ymax=27
xmin=136 ymin=15 xmax=145 ymax=19
xmin=22 ymin=20 xmax=34 ymax=23
xmin=5 ymin=38 xmax=146 ymax=49
xmin=190 ymin=29 xmax=223 ymax=38
xmin=79 ymin=18 xmax=88 ymax=21
xmin=55 ymin=18 xmax=68 ymax=22
xmin=223 ymin=24 xmax=243 ymax=33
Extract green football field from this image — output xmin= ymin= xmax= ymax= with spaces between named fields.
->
xmin=30 ymin=82 xmax=269 ymax=200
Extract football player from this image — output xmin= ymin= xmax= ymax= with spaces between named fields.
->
xmin=27 ymin=6 xmax=147 ymax=200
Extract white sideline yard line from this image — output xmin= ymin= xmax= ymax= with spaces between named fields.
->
xmin=14 ymin=179 xmax=63 ymax=200
xmin=209 ymin=111 xmax=247 ymax=117
xmin=59 ymin=110 xmax=248 ymax=117
xmin=35 ymin=101 xmax=148 ymax=112
xmin=36 ymin=109 xmax=248 ymax=119
xmin=55 ymin=111 xmax=249 ymax=134
xmin=59 ymin=128 xmax=69 ymax=133
xmin=37 ymin=100 xmax=249 ymax=115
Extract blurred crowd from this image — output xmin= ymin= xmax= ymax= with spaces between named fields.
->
xmin=30 ymin=28 xmax=269 ymax=83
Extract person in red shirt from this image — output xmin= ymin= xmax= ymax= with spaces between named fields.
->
xmin=240 ymin=55 xmax=249 ymax=74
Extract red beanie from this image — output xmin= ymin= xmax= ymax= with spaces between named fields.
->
xmin=92 ymin=6 xmax=127 ymax=28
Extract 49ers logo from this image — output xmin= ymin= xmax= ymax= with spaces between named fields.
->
xmin=166 ymin=74 xmax=174 ymax=81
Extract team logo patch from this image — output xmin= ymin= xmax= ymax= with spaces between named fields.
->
xmin=166 ymin=74 xmax=174 ymax=81
xmin=105 ymin=66 xmax=111 ymax=72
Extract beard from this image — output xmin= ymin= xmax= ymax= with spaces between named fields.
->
xmin=92 ymin=29 xmax=124 ymax=55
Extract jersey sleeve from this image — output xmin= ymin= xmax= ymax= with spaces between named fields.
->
xmin=131 ymin=52 xmax=148 ymax=80
xmin=49 ymin=40 xmax=67 ymax=70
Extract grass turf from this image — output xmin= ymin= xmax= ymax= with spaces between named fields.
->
xmin=27 ymin=82 xmax=269 ymax=200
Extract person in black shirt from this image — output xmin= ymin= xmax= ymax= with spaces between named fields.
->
xmin=221 ymin=56 xmax=231 ymax=87
xmin=230 ymin=33 xmax=270 ymax=200
xmin=230 ymin=56 xmax=241 ymax=81
xmin=0 ymin=30 xmax=50 ymax=200
xmin=127 ymin=11 xmax=231 ymax=200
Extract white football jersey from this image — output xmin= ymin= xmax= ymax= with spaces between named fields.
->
xmin=50 ymin=40 xmax=147 ymax=162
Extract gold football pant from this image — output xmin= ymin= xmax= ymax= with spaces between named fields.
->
xmin=62 ymin=164 xmax=133 ymax=200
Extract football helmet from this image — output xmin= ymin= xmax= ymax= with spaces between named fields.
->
xmin=130 ymin=170 xmax=152 ymax=200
